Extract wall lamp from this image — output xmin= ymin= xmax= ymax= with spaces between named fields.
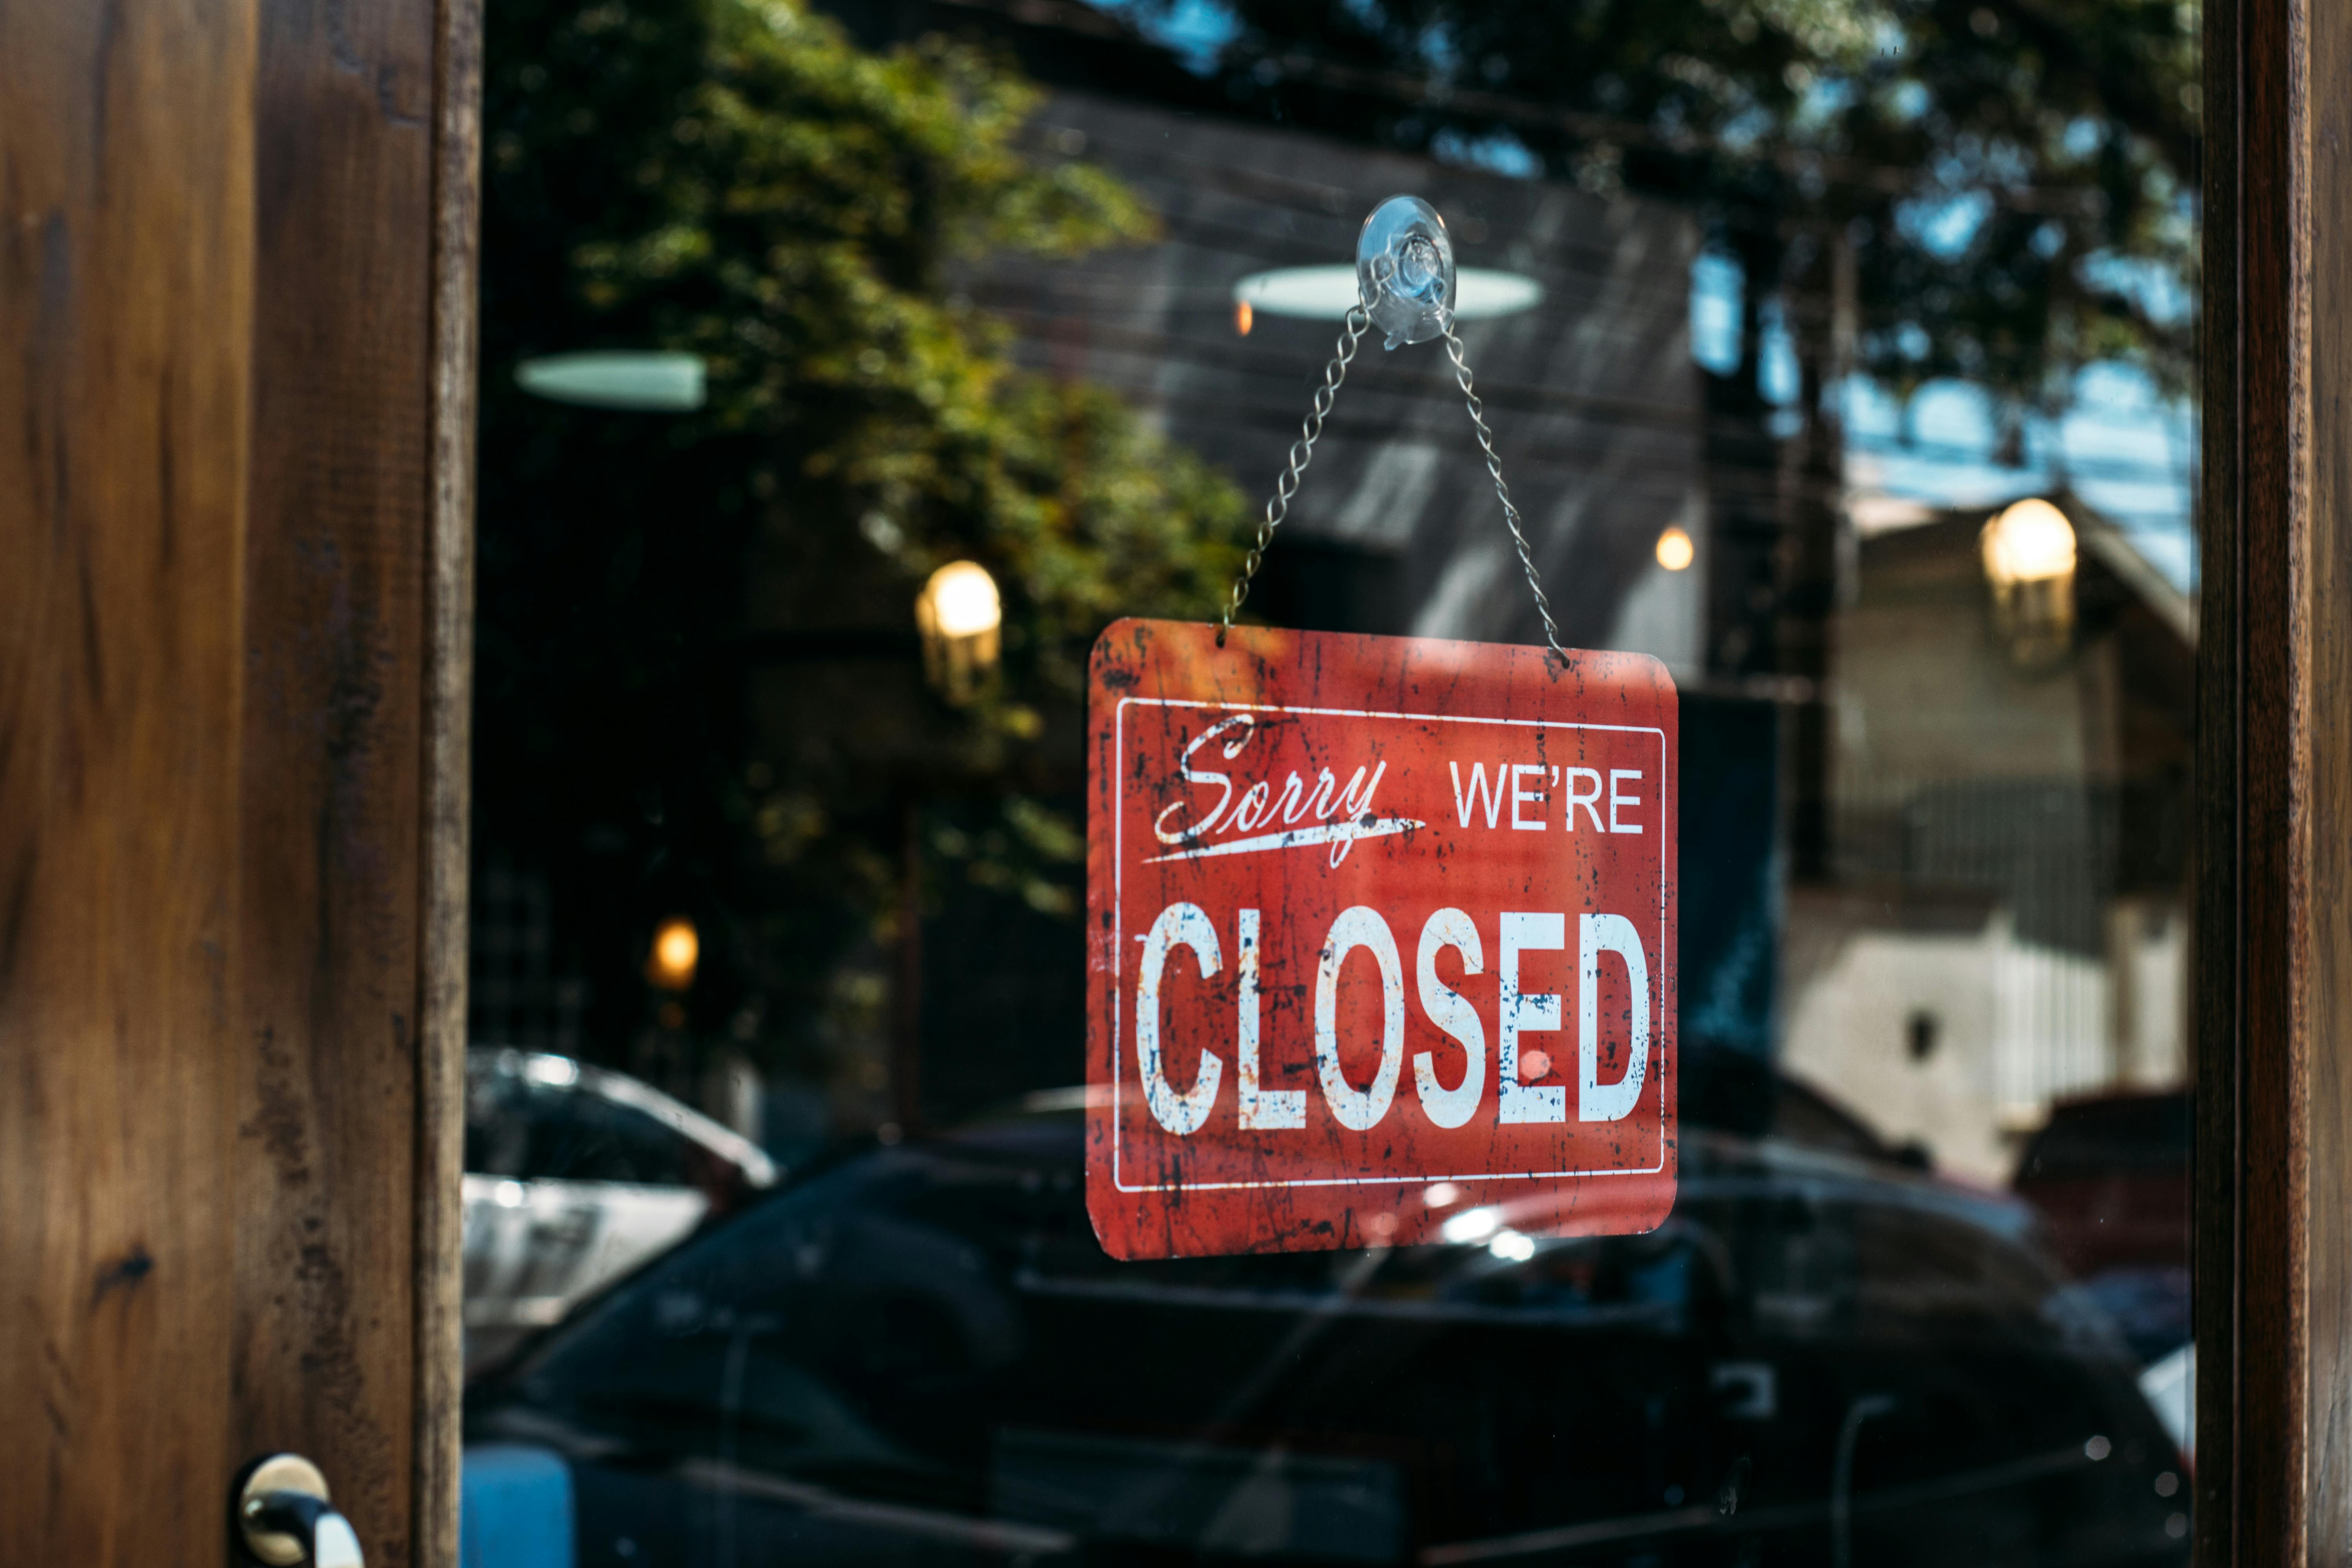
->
xmin=915 ymin=561 xmax=1002 ymax=704
xmin=1981 ymin=497 xmax=2077 ymax=668
xmin=647 ymin=916 xmax=700 ymax=991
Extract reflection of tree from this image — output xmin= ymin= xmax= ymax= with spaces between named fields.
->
xmin=1151 ymin=0 xmax=2197 ymax=414
xmin=1133 ymin=0 xmax=2193 ymax=869
xmin=475 ymin=0 xmax=1245 ymax=1081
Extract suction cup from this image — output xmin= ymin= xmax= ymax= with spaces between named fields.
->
xmin=1356 ymin=195 xmax=1456 ymax=349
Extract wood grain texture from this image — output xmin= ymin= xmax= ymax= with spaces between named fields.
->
xmin=2190 ymin=0 xmax=2243 ymax=1538
xmin=0 ymin=0 xmax=476 ymax=1562
xmin=2195 ymin=0 xmax=2352 ymax=1558
xmin=2227 ymin=0 xmax=2305 ymax=1548
xmin=2302 ymin=0 xmax=2352 ymax=1556
xmin=0 ymin=1 xmax=258 ymax=1558
xmin=233 ymin=0 xmax=442 ymax=1563
xmin=417 ymin=0 xmax=483 ymax=1562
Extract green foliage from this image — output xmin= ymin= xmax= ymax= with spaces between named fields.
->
xmin=475 ymin=0 xmax=1245 ymax=1062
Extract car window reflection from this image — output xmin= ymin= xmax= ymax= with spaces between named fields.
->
xmin=470 ymin=1096 xmax=2185 ymax=1566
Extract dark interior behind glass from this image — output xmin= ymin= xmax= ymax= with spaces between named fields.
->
xmin=462 ymin=0 xmax=2201 ymax=1558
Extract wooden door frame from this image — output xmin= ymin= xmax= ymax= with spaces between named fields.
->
xmin=393 ymin=0 xmax=2340 ymax=1554
xmin=2196 ymin=0 xmax=2352 ymax=1559
xmin=419 ymin=0 xmax=483 ymax=1563
xmin=9 ymin=0 xmax=2346 ymax=1558
xmin=378 ymin=0 xmax=2340 ymax=1550
xmin=0 ymin=1 xmax=477 ymax=1563
xmin=427 ymin=0 xmax=2332 ymax=1557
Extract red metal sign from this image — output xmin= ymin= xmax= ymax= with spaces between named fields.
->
xmin=1085 ymin=619 xmax=1678 ymax=1259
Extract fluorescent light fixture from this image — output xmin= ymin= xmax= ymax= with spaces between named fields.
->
xmin=515 ymin=351 xmax=706 ymax=411
xmin=1234 ymin=265 xmax=1543 ymax=323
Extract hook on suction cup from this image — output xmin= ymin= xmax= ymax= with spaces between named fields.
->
xmin=1357 ymin=195 xmax=1455 ymax=350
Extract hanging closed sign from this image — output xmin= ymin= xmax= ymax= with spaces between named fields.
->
xmin=1085 ymin=619 xmax=1677 ymax=1259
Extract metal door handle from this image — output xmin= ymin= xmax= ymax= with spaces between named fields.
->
xmin=238 ymin=1454 xmax=364 ymax=1568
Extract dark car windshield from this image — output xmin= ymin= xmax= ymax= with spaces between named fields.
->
xmin=472 ymin=1111 xmax=2172 ymax=1564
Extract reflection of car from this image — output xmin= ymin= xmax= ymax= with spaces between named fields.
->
xmin=463 ymin=1049 xmax=777 ymax=1370
xmin=2139 ymin=1343 xmax=2194 ymax=1464
xmin=2013 ymin=1091 xmax=2190 ymax=1362
xmin=468 ymin=1093 xmax=2191 ymax=1564
xmin=1680 ymin=1048 xmax=1937 ymax=1170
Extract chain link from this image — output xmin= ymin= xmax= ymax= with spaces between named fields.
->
xmin=1217 ymin=306 xmax=1371 ymax=644
xmin=1217 ymin=307 xmax=1565 ymax=666
xmin=1442 ymin=322 xmax=1566 ymax=663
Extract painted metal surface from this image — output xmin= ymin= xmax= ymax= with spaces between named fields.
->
xmin=1086 ymin=619 xmax=1678 ymax=1258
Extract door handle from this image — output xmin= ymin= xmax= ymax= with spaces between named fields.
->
xmin=238 ymin=1454 xmax=364 ymax=1568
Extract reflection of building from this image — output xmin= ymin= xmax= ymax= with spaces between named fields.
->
xmin=808 ymin=0 xmax=2192 ymax=1164
xmin=810 ymin=3 xmax=1749 ymax=1128
xmin=792 ymin=0 xmax=1745 ymax=1129
xmin=974 ymin=90 xmax=1703 ymax=663
xmin=1780 ymin=497 xmax=2194 ymax=1180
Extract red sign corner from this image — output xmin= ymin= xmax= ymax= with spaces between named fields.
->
xmin=1084 ymin=619 xmax=1678 ymax=1260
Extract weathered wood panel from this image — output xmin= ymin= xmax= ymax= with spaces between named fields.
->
xmin=419 ymin=0 xmax=484 ymax=1560
xmin=0 ymin=2 xmax=258 ymax=1557
xmin=231 ymin=0 xmax=440 ymax=1561
xmin=2197 ymin=0 xmax=2352 ymax=1557
xmin=2194 ymin=0 xmax=2266 ymax=1552
xmin=0 ymin=0 xmax=477 ymax=1561
xmin=2303 ymin=0 xmax=2352 ymax=1558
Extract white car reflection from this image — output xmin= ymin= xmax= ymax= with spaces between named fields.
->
xmin=2140 ymin=1341 xmax=2193 ymax=1463
xmin=463 ymin=1048 xmax=777 ymax=1370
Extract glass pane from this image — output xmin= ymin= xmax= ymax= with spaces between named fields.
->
xmin=462 ymin=0 xmax=2200 ymax=1558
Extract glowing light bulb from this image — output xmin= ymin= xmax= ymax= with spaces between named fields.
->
xmin=916 ymin=561 xmax=1004 ymax=704
xmin=1979 ymin=497 xmax=2078 ymax=667
xmin=1981 ymin=498 xmax=2076 ymax=586
xmin=922 ymin=561 xmax=1001 ymax=638
xmin=648 ymin=917 xmax=699 ymax=990
xmin=1655 ymin=525 xmax=1695 ymax=572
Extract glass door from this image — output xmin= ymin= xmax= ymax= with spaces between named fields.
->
xmin=456 ymin=0 xmax=2205 ymax=1561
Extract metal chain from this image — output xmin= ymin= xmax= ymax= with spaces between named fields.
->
xmin=1217 ymin=305 xmax=1372 ymax=644
xmin=1218 ymin=306 xmax=1565 ymax=666
xmin=1442 ymin=321 xmax=1566 ymax=664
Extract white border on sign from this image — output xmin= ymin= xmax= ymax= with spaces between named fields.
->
xmin=1111 ymin=696 xmax=1671 ymax=1194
